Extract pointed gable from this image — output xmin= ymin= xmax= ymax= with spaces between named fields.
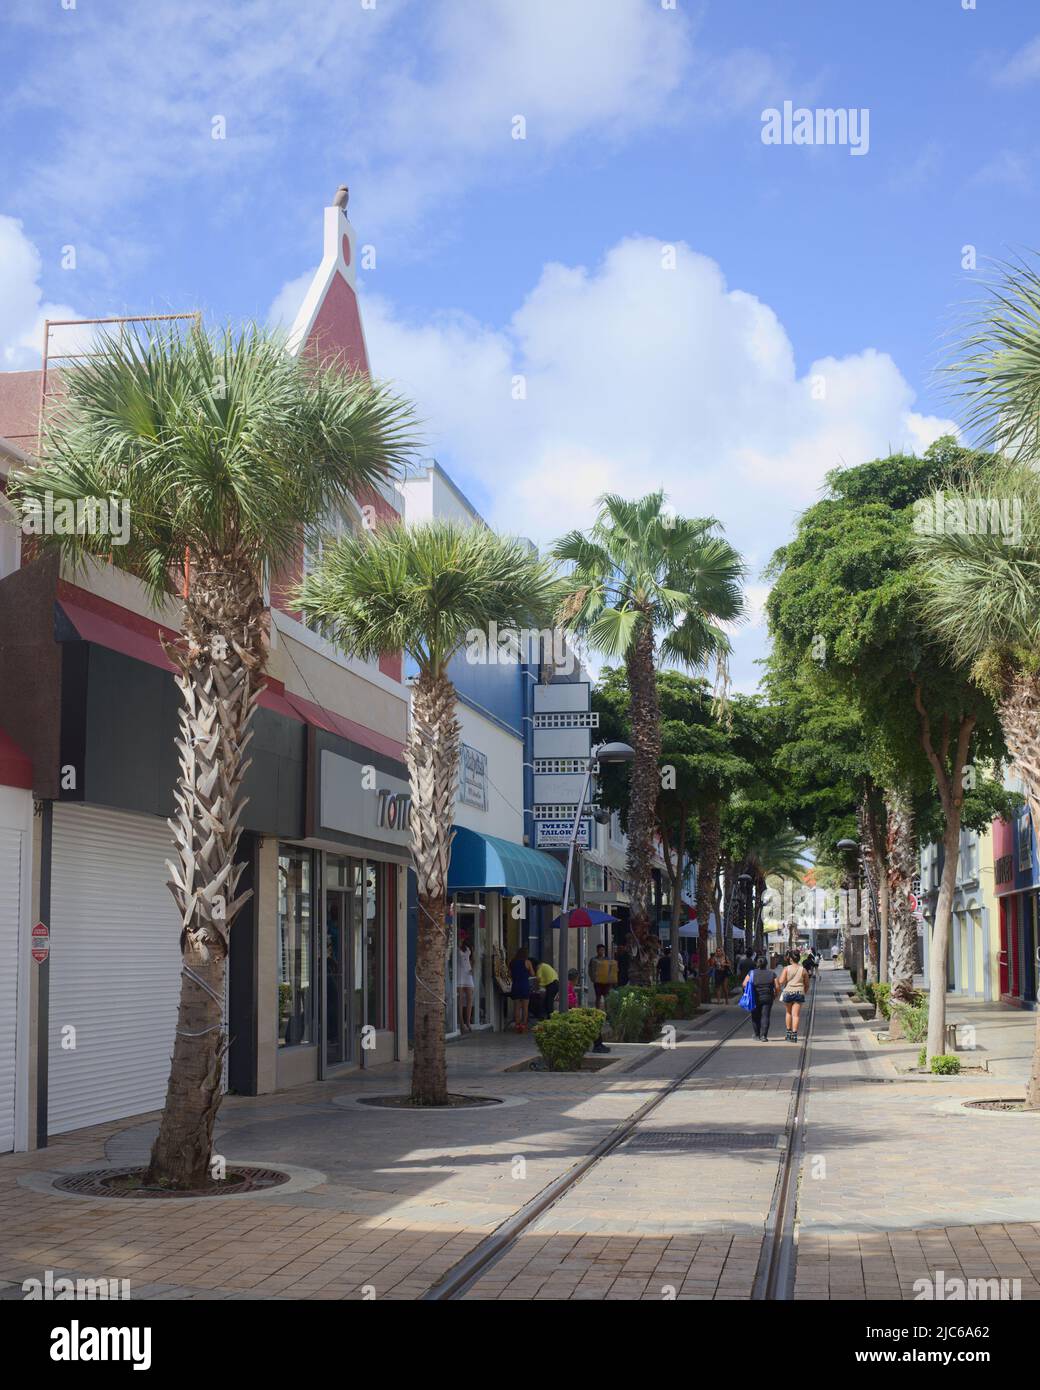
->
xmin=287 ymin=196 xmax=370 ymax=377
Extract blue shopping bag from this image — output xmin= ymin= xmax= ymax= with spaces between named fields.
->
xmin=738 ymin=975 xmax=755 ymax=1011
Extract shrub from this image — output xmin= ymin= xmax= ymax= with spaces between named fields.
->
xmin=917 ymin=1044 xmax=927 ymax=1070
xmin=872 ymin=982 xmax=892 ymax=1020
xmin=605 ymin=986 xmax=657 ymax=1042
xmin=568 ymin=1007 xmax=604 ymax=1049
xmin=652 ymin=994 xmax=679 ymax=1021
xmin=930 ymin=1053 xmax=962 ymax=1075
xmin=651 ymin=980 xmax=699 ymax=1017
xmin=533 ymin=1012 xmax=596 ymax=1071
xmin=892 ymin=998 xmax=928 ymax=1044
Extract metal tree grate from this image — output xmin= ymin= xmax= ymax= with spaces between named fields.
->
xmin=53 ymin=1165 xmax=291 ymax=1199
xmin=622 ymin=1130 xmax=781 ymax=1152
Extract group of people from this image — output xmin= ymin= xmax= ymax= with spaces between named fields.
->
xmin=738 ymin=947 xmax=819 ymax=1042
xmin=459 ymin=931 xmax=820 ymax=1040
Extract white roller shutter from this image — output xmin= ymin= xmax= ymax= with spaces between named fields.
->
xmin=0 ymin=826 xmax=21 ymax=1151
xmin=49 ymin=804 xmax=185 ymax=1135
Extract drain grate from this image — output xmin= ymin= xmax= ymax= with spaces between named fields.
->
xmin=623 ymin=1130 xmax=781 ymax=1152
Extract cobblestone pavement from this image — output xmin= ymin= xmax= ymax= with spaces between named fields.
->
xmin=1 ymin=969 xmax=1038 ymax=1301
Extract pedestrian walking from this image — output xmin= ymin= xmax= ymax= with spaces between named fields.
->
xmin=509 ymin=946 xmax=534 ymax=1033
xmin=741 ymin=953 xmax=778 ymax=1041
xmin=566 ymin=968 xmax=579 ymax=1009
xmin=776 ymin=950 xmax=809 ymax=1041
xmin=712 ymin=948 xmax=731 ymax=1004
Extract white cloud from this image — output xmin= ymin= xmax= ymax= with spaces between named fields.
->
xmin=303 ymin=235 xmax=953 ymax=691
xmin=0 ymin=215 xmax=80 ymax=370
xmin=10 ymin=0 xmax=780 ymax=238
xmin=993 ymin=36 xmax=1040 ymax=87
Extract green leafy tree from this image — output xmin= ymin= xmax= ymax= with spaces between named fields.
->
xmin=11 ymin=324 xmax=418 ymax=1186
xmin=595 ymin=668 xmax=750 ymax=983
xmin=916 ymin=255 xmax=1040 ymax=1102
xmin=295 ymin=521 xmax=557 ymax=1105
xmin=554 ymin=493 xmax=744 ymax=984
xmin=766 ymin=440 xmax=1008 ymax=1059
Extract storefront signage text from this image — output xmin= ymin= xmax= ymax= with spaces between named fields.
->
xmin=377 ymin=788 xmax=412 ymax=831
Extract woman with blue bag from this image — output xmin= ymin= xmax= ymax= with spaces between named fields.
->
xmin=740 ymin=954 xmax=779 ymax=1041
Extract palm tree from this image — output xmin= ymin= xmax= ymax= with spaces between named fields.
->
xmin=553 ymin=493 xmax=744 ymax=985
xmin=295 ymin=521 xmax=557 ymax=1105
xmin=10 ymin=323 xmax=418 ymax=1184
xmin=917 ymin=253 xmax=1040 ymax=1098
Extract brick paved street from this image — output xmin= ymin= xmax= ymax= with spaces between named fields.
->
xmin=1 ymin=967 xmax=1039 ymax=1301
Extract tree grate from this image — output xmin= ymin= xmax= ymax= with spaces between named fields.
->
xmin=53 ymin=1165 xmax=291 ymax=1199
xmin=622 ymin=1130 xmax=781 ymax=1152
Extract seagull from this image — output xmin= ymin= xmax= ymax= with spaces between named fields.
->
xmin=332 ymin=185 xmax=349 ymax=212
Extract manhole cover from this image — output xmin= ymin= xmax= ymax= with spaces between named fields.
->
xmin=623 ymin=1130 xmax=780 ymax=1152
xmin=53 ymin=1165 xmax=291 ymax=1199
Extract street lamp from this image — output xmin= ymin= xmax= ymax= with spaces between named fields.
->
xmin=558 ymin=741 xmax=635 ymax=1011
xmin=838 ymin=837 xmax=882 ymax=993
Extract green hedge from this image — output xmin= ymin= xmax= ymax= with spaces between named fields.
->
xmin=533 ymin=1007 xmax=603 ymax=1071
xmin=605 ymin=986 xmax=687 ymax=1042
xmin=648 ymin=979 xmax=700 ymax=1018
xmin=930 ymin=1053 xmax=961 ymax=1075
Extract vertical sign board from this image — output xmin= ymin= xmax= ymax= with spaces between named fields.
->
xmin=31 ymin=921 xmax=49 ymax=963
xmin=458 ymin=744 xmax=488 ymax=811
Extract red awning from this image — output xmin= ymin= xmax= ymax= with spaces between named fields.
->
xmin=283 ymin=689 xmax=405 ymax=762
xmin=57 ymin=593 xmax=301 ymax=720
xmin=0 ymin=726 xmax=32 ymax=790
xmin=55 ymin=585 xmax=405 ymax=758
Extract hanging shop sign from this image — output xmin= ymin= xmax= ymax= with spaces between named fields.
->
xmin=458 ymin=743 xmax=488 ymax=811
xmin=535 ymin=819 xmax=590 ymax=849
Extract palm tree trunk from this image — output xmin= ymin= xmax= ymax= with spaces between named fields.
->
xmin=997 ymin=673 xmax=1040 ymax=1108
xmin=624 ymin=619 xmax=662 ymax=986
xmin=407 ymin=669 xmax=460 ymax=1105
xmin=695 ymin=801 xmax=720 ymax=1003
xmin=147 ymin=563 xmax=265 ymax=1188
xmin=885 ymin=791 xmax=918 ymax=1036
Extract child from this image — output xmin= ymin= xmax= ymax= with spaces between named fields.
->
xmin=567 ymin=968 xmax=578 ymax=1009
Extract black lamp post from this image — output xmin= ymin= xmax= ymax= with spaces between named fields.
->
xmin=557 ymin=741 xmax=635 ymax=1011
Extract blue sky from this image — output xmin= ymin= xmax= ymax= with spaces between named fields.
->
xmin=3 ymin=0 xmax=1039 ymax=689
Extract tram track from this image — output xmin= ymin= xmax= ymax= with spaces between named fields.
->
xmin=424 ymin=975 xmax=821 ymax=1302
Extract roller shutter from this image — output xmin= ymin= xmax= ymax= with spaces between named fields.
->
xmin=49 ymin=804 xmax=185 ymax=1135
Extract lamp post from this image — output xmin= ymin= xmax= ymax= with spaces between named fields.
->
xmin=838 ymin=837 xmax=881 ymax=994
xmin=558 ymin=741 xmax=634 ymax=1012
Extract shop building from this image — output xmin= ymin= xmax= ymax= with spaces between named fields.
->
xmin=396 ymin=462 xmax=566 ymax=1032
xmin=991 ymin=809 xmax=1038 ymax=1010
xmin=0 ymin=192 xmax=416 ymax=1149
xmin=920 ymin=824 xmax=1001 ymax=1002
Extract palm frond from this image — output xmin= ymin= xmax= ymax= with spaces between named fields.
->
xmin=10 ymin=322 xmax=420 ymax=606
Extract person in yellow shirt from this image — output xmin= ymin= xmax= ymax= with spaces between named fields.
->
xmin=531 ymin=958 xmax=559 ymax=1016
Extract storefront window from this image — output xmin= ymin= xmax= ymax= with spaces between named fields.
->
xmin=278 ymin=847 xmax=314 ymax=1048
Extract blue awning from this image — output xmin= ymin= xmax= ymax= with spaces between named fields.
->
xmin=448 ymin=826 xmax=566 ymax=902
